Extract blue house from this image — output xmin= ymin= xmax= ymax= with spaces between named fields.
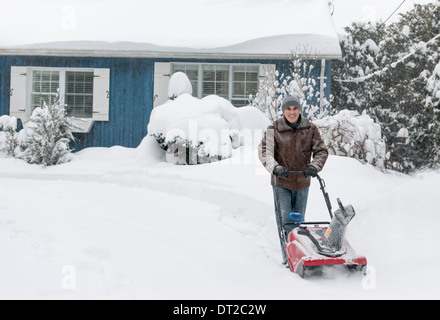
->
xmin=0 ymin=33 xmax=342 ymax=151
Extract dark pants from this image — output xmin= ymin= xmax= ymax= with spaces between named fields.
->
xmin=272 ymin=186 xmax=309 ymax=264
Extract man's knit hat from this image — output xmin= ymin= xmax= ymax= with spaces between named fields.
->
xmin=281 ymin=96 xmax=302 ymax=113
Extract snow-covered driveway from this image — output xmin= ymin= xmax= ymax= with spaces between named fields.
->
xmin=1 ymin=145 xmax=440 ymax=299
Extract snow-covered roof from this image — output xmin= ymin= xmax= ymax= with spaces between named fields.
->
xmin=215 ymin=34 xmax=342 ymax=59
xmin=0 ymin=0 xmax=342 ymax=60
xmin=0 ymin=34 xmax=342 ymax=60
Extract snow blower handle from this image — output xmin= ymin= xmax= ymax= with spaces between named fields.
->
xmin=288 ymin=171 xmax=334 ymax=220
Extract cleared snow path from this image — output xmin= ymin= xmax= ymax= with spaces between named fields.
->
xmin=0 ymin=176 xmax=286 ymax=299
xmin=1 ymin=147 xmax=440 ymax=299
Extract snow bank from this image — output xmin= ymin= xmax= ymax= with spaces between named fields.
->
xmin=147 ymin=93 xmax=270 ymax=165
xmin=315 ymin=110 xmax=387 ymax=169
xmin=1 ymin=144 xmax=440 ymax=299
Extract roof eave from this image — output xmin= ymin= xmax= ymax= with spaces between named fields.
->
xmin=0 ymin=48 xmax=342 ymax=60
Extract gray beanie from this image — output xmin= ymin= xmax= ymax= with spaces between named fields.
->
xmin=281 ymin=96 xmax=302 ymax=113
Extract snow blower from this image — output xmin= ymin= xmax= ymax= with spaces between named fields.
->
xmin=274 ymin=172 xmax=367 ymax=278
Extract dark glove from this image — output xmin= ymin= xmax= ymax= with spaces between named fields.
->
xmin=273 ymin=165 xmax=289 ymax=177
xmin=304 ymin=165 xmax=318 ymax=178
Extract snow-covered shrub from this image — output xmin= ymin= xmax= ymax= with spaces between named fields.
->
xmin=148 ymin=91 xmax=271 ymax=165
xmin=426 ymin=62 xmax=440 ymax=109
xmin=16 ymin=97 xmax=75 ymax=166
xmin=288 ymin=51 xmax=330 ymax=120
xmin=251 ymin=66 xmax=280 ymax=122
xmin=168 ymin=72 xmax=193 ymax=100
xmin=252 ymin=49 xmax=330 ymax=121
xmin=0 ymin=115 xmax=18 ymax=156
xmin=149 ymin=69 xmax=270 ymax=165
xmin=315 ymin=110 xmax=388 ymax=169
xmin=149 ymin=93 xmax=242 ymax=165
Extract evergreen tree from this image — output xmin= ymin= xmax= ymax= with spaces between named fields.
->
xmin=0 ymin=115 xmax=18 ymax=156
xmin=332 ymin=22 xmax=387 ymax=114
xmin=332 ymin=0 xmax=440 ymax=173
xmin=17 ymin=96 xmax=75 ymax=166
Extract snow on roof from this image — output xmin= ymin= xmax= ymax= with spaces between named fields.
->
xmin=216 ymin=34 xmax=342 ymax=58
xmin=0 ymin=34 xmax=341 ymax=60
xmin=0 ymin=0 xmax=342 ymax=59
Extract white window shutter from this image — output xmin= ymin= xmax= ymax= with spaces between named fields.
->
xmin=259 ymin=64 xmax=276 ymax=84
xmin=153 ymin=62 xmax=171 ymax=108
xmin=10 ymin=66 xmax=28 ymax=121
xmin=92 ymin=68 xmax=110 ymax=121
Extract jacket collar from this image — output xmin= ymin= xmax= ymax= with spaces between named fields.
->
xmin=276 ymin=116 xmax=311 ymax=133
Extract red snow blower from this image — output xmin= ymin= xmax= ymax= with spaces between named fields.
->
xmin=275 ymin=172 xmax=367 ymax=278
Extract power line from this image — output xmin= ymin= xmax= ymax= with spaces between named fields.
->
xmin=380 ymin=0 xmax=407 ymax=26
xmin=334 ymin=32 xmax=440 ymax=83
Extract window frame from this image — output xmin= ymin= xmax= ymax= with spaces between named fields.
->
xmin=231 ymin=64 xmax=259 ymax=107
xmin=64 ymin=70 xmax=95 ymax=119
xmin=170 ymin=62 xmax=260 ymax=107
xmin=201 ymin=64 xmax=230 ymax=99
xmin=29 ymin=67 xmax=96 ymax=118
xmin=10 ymin=66 xmax=110 ymax=133
xmin=30 ymin=69 xmax=62 ymax=112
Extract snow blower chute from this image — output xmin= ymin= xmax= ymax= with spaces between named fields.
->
xmin=275 ymin=172 xmax=367 ymax=278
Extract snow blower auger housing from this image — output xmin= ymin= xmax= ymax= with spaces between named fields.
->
xmin=275 ymin=172 xmax=367 ymax=278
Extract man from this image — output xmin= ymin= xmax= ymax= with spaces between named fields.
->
xmin=258 ymin=96 xmax=328 ymax=266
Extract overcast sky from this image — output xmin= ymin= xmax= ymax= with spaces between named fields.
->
xmin=0 ymin=0 xmax=434 ymax=47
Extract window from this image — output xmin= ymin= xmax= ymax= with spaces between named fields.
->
xmin=232 ymin=65 xmax=259 ymax=107
xmin=202 ymin=65 xmax=229 ymax=99
xmin=396 ymin=128 xmax=409 ymax=146
xmin=172 ymin=64 xmax=199 ymax=97
xmin=31 ymin=69 xmax=95 ymax=118
xmin=169 ymin=63 xmax=260 ymax=107
xmin=31 ymin=70 xmax=60 ymax=111
xmin=65 ymin=71 xmax=94 ymax=118
xmin=10 ymin=66 xmax=110 ymax=129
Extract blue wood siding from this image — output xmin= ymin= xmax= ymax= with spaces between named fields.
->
xmin=0 ymin=55 xmax=154 ymax=151
xmin=0 ymin=56 xmax=9 ymax=118
xmin=0 ymin=55 xmax=333 ymax=152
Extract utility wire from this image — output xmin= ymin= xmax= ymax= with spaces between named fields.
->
xmin=334 ymin=32 xmax=440 ymax=83
xmin=334 ymin=0 xmax=440 ymax=84
xmin=380 ymin=0 xmax=407 ymax=26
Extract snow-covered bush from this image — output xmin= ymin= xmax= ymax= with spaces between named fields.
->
xmin=16 ymin=97 xmax=75 ymax=166
xmin=168 ymin=72 xmax=193 ymax=100
xmin=315 ymin=110 xmax=388 ymax=169
xmin=252 ymin=50 xmax=330 ymax=121
xmin=0 ymin=115 xmax=18 ymax=156
xmin=148 ymin=87 xmax=270 ymax=165
xmin=251 ymin=66 xmax=280 ymax=122
xmin=149 ymin=70 xmax=270 ymax=165
xmin=149 ymin=93 xmax=242 ymax=165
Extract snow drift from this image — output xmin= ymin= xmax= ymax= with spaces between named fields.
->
xmin=148 ymin=91 xmax=270 ymax=165
xmin=1 ymin=143 xmax=439 ymax=299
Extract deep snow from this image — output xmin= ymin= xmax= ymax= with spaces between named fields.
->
xmin=1 ymin=140 xmax=440 ymax=300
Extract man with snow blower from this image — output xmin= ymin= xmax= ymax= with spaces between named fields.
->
xmin=258 ymin=95 xmax=328 ymax=267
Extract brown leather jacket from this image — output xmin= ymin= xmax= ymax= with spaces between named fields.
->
xmin=258 ymin=116 xmax=328 ymax=190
